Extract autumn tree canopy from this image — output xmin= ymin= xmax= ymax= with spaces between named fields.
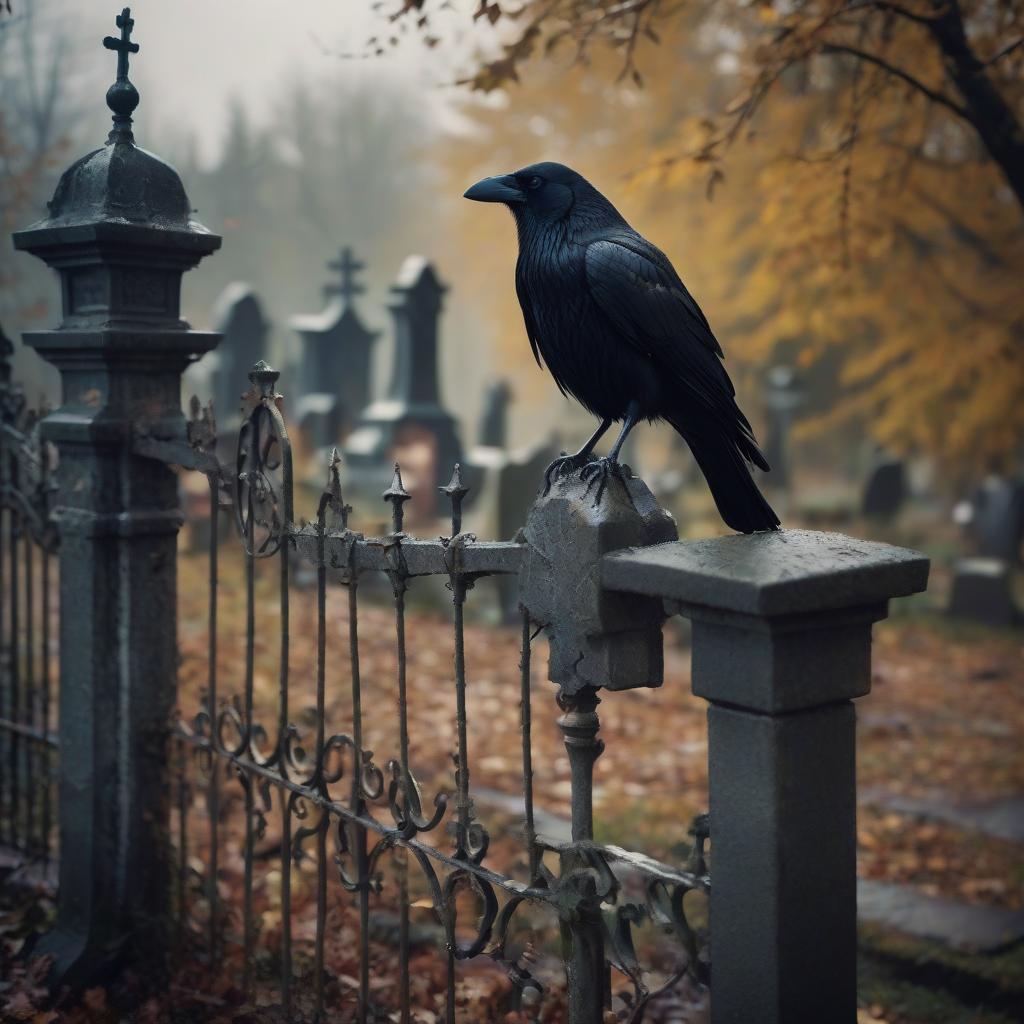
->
xmin=396 ymin=0 xmax=1024 ymax=481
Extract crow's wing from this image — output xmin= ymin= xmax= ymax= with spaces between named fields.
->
xmin=514 ymin=257 xmax=544 ymax=370
xmin=583 ymin=236 xmax=753 ymax=432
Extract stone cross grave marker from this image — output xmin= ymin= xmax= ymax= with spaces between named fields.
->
xmin=343 ymin=255 xmax=462 ymax=516
xmin=290 ymin=246 xmax=379 ymax=448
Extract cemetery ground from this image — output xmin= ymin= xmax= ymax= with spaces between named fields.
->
xmin=2 ymin=513 xmax=1022 ymax=1023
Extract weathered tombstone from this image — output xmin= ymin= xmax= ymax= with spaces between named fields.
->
xmin=478 ymin=378 xmax=512 ymax=449
xmin=949 ymin=558 xmax=1017 ymax=627
xmin=948 ymin=475 xmax=1023 ymax=626
xmin=343 ymin=256 xmax=462 ymax=516
xmin=293 ymin=392 xmax=343 ymax=451
xmin=290 ymin=247 xmax=379 ymax=448
xmin=209 ymin=282 xmax=269 ymax=429
xmin=973 ymin=476 xmax=1024 ymax=563
xmin=464 ymin=435 xmax=561 ymax=619
xmin=761 ymin=364 xmax=803 ymax=492
xmin=862 ymin=452 xmax=907 ymax=521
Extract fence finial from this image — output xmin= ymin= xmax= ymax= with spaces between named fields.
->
xmin=103 ymin=7 xmax=140 ymax=143
xmin=440 ymin=463 xmax=469 ymax=536
xmin=323 ymin=447 xmax=351 ymax=529
xmin=248 ymin=360 xmax=280 ymax=400
xmin=383 ymin=462 xmax=411 ymax=534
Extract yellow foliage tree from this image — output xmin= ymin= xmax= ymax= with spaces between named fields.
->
xmin=427 ymin=0 xmax=1023 ymax=481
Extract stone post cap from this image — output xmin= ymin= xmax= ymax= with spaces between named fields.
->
xmin=519 ymin=469 xmax=677 ymax=695
xmin=602 ymin=529 xmax=929 ymax=619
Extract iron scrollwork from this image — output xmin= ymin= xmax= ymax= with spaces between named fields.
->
xmin=167 ymin=359 xmax=710 ymax=1022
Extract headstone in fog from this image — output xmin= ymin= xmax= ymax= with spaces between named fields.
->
xmin=972 ymin=476 xmax=1024 ymax=563
xmin=862 ymin=453 xmax=907 ymax=521
xmin=762 ymin=364 xmax=803 ymax=492
xmin=463 ymin=435 xmax=561 ymax=620
xmin=947 ymin=475 xmax=1022 ymax=627
xmin=344 ymin=256 xmax=462 ymax=516
xmin=294 ymin=392 xmax=343 ymax=451
xmin=210 ymin=283 xmax=269 ymax=427
xmin=949 ymin=558 xmax=1017 ymax=627
xmin=289 ymin=247 xmax=379 ymax=446
xmin=478 ymin=379 xmax=512 ymax=449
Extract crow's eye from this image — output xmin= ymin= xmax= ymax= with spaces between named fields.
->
xmin=527 ymin=175 xmax=543 ymax=190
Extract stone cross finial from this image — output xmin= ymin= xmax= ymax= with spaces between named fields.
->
xmin=324 ymin=247 xmax=366 ymax=303
xmin=103 ymin=7 xmax=140 ymax=142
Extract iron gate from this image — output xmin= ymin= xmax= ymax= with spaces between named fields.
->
xmin=169 ymin=362 xmax=710 ymax=1022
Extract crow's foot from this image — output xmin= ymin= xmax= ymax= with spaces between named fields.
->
xmin=580 ymin=457 xmax=625 ymax=506
xmin=542 ymin=451 xmax=599 ymax=495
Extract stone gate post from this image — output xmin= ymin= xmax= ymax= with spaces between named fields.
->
xmin=604 ymin=530 xmax=929 ymax=1024
xmin=12 ymin=9 xmax=220 ymax=985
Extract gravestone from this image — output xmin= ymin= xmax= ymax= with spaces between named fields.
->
xmin=948 ymin=475 xmax=1023 ymax=626
xmin=209 ymin=283 xmax=269 ymax=429
xmin=343 ymin=256 xmax=462 ymax=516
xmin=478 ymin=379 xmax=512 ymax=448
xmin=464 ymin=434 xmax=561 ymax=620
xmin=290 ymin=247 xmax=379 ymax=448
xmin=972 ymin=476 xmax=1024 ymax=562
xmin=293 ymin=392 xmax=342 ymax=452
xmin=761 ymin=364 xmax=803 ymax=492
xmin=862 ymin=452 xmax=907 ymax=521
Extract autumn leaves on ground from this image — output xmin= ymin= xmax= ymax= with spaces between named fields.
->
xmin=4 ymin=537 xmax=1021 ymax=1024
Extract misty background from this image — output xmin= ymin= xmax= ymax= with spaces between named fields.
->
xmin=1 ymin=0 xmax=571 ymax=454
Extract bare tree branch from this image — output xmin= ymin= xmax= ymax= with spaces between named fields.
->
xmin=819 ymin=41 xmax=970 ymax=119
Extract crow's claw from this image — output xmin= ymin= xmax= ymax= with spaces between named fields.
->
xmin=542 ymin=451 xmax=598 ymax=495
xmin=580 ymin=457 xmax=624 ymax=506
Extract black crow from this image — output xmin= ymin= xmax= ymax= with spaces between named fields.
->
xmin=464 ymin=161 xmax=780 ymax=533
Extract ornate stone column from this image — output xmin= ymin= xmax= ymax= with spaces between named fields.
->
xmin=12 ymin=7 xmax=220 ymax=985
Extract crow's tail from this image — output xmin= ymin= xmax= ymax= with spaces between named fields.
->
xmin=671 ymin=419 xmax=781 ymax=534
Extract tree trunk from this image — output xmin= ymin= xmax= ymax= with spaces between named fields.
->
xmin=929 ymin=0 xmax=1024 ymax=212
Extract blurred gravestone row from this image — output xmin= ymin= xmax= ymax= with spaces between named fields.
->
xmin=185 ymin=248 xmax=559 ymax=572
xmin=182 ymin=249 xmax=1022 ymax=629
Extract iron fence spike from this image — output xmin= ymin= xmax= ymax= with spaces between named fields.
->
xmin=383 ymin=461 xmax=411 ymax=533
xmin=439 ymin=462 xmax=469 ymax=500
xmin=440 ymin=462 xmax=469 ymax=536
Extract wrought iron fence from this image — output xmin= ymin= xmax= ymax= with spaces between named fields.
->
xmin=0 ymin=335 xmax=58 ymax=868
xmin=170 ymin=362 xmax=710 ymax=1022
xmin=6 ymin=14 xmax=931 ymax=1013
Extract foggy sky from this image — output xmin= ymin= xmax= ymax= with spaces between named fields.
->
xmin=48 ymin=0 xmax=479 ymax=165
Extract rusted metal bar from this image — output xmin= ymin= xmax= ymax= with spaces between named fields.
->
xmin=0 ymin=484 xmax=6 ymax=848
xmin=24 ymin=530 xmax=35 ymax=852
xmin=290 ymin=527 xmax=523 ymax=580
xmin=347 ymin=575 xmax=371 ymax=1024
xmin=276 ymin=410 xmax=293 ymax=1018
xmin=8 ymin=464 xmax=21 ymax=849
xmin=206 ymin=475 xmax=220 ymax=960
xmin=41 ymin=548 xmax=51 ymax=864
xmin=519 ymin=611 xmax=539 ymax=881
xmin=0 ymin=717 xmax=56 ymax=745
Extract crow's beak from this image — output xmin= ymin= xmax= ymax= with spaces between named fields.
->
xmin=463 ymin=174 xmax=524 ymax=204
